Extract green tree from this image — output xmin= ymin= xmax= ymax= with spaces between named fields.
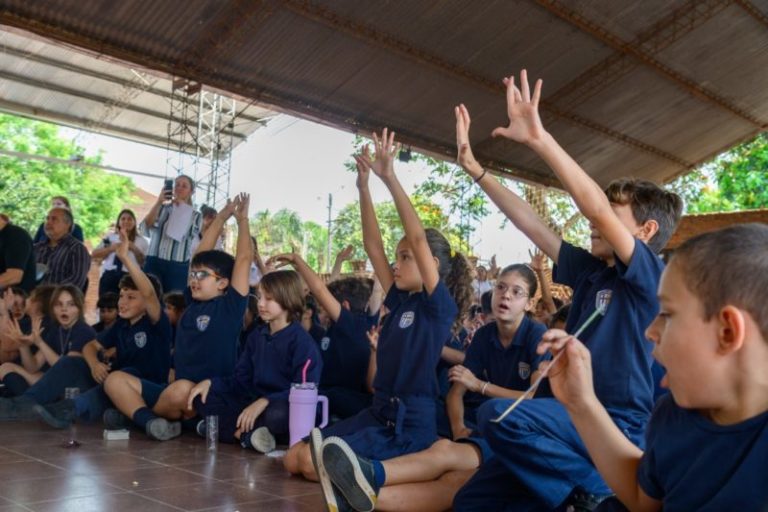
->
xmin=669 ymin=133 xmax=768 ymax=213
xmin=250 ymin=209 xmax=328 ymax=271
xmin=0 ymin=114 xmax=136 ymax=242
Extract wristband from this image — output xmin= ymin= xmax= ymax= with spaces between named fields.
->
xmin=474 ymin=169 xmax=487 ymax=184
xmin=481 ymin=381 xmax=490 ymax=396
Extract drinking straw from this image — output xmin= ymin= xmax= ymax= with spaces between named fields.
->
xmin=302 ymin=359 xmax=311 ymax=385
xmin=490 ymin=306 xmax=606 ymax=423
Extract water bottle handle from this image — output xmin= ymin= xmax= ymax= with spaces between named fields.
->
xmin=317 ymin=395 xmax=329 ymax=429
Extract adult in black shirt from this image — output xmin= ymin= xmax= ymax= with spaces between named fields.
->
xmin=0 ymin=215 xmax=36 ymax=292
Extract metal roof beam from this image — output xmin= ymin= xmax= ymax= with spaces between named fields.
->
xmin=734 ymin=0 xmax=768 ymax=29
xmin=535 ymin=0 xmax=767 ymax=129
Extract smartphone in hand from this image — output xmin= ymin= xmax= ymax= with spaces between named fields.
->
xmin=163 ymin=178 xmax=174 ymax=201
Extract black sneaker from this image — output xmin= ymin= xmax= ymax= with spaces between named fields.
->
xmin=309 ymin=428 xmax=353 ymax=512
xmin=322 ymin=436 xmax=378 ymax=512
xmin=145 ymin=417 xmax=181 ymax=441
xmin=565 ymin=488 xmax=614 ymax=512
xmin=34 ymin=399 xmax=77 ymax=429
xmin=103 ymin=408 xmax=130 ymax=429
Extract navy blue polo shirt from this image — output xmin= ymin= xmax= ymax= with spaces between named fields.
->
xmin=318 ymin=308 xmax=376 ymax=391
xmin=638 ymin=394 xmax=768 ymax=511
xmin=373 ymin=281 xmax=458 ymax=398
xmin=553 ymin=239 xmax=663 ymax=423
xmin=463 ymin=316 xmax=547 ymax=406
xmin=41 ymin=319 xmax=96 ymax=355
xmin=174 ymin=285 xmax=247 ymax=382
xmin=210 ymin=321 xmax=322 ymax=403
xmin=98 ymin=312 xmax=172 ymax=384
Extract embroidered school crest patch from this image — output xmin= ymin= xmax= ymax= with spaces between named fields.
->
xmin=595 ymin=290 xmax=613 ymax=315
xmin=320 ymin=337 xmax=331 ymax=351
xmin=196 ymin=315 xmax=211 ymax=332
xmin=134 ymin=332 xmax=147 ymax=348
xmin=518 ymin=362 xmax=531 ymax=380
xmin=399 ymin=311 xmax=415 ymax=329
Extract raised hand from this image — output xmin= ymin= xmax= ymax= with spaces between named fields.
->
xmin=115 ymin=228 xmax=130 ymax=262
xmin=233 ymin=193 xmax=250 ymax=222
xmin=336 ymin=245 xmax=354 ymax=263
xmin=455 ymin=104 xmax=482 ymax=174
xmin=528 ymin=248 xmax=547 ymax=273
xmin=354 ymin=149 xmax=372 ymax=190
xmin=220 ymin=197 xmax=238 ymax=219
xmin=491 ymin=69 xmax=545 ymax=145
xmin=266 ymin=252 xmax=298 ymax=270
xmin=358 ymin=128 xmax=400 ymax=181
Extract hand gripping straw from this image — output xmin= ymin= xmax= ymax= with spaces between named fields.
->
xmin=490 ymin=304 xmax=608 ymax=423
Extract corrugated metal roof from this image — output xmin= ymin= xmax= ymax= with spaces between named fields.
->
xmin=1 ymin=0 xmax=767 ymax=187
xmin=0 ymin=28 xmax=277 ymax=151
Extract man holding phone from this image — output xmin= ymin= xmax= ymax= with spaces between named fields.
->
xmin=141 ymin=175 xmax=202 ymax=293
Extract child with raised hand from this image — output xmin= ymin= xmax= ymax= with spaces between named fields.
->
xmin=313 ymin=263 xmax=548 ymax=512
xmin=187 ymin=269 xmax=321 ymax=452
xmin=34 ymin=228 xmax=172 ymax=428
xmin=452 ymin=70 xmax=683 ymax=510
xmin=540 ymin=224 xmax=768 ymax=512
xmin=103 ymin=193 xmax=251 ymax=441
xmin=269 ymin=251 xmax=375 ymax=420
xmin=283 ymin=129 xmax=473 ymax=512
xmin=0 ymin=285 xmax=97 ymax=419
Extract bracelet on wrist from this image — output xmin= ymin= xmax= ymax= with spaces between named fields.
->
xmin=473 ymin=169 xmax=488 ymax=184
xmin=481 ymin=381 xmax=490 ymax=396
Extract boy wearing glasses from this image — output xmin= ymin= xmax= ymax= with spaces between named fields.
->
xmin=102 ymin=194 xmax=251 ymax=441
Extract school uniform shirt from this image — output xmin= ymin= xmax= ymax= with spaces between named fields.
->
xmin=174 ymin=285 xmax=247 ymax=382
xmin=95 ymin=232 xmax=149 ymax=273
xmin=638 ymin=394 xmax=768 ymax=511
xmin=98 ymin=312 xmax=172 ymax=384
xmin=553 ymin=239 xmax=662 ymax=424
xmin=373 ymin=281 xmax=458 ymax=398
xmin=41 ymin=319 xmax=96 ymax=355
xmin=318 ymin=308 xmax=376 ymax=392
xmin=210 ymin=322 xmax=322 ymax=403
xmin=462 ymin=318 xmax=547 ymax=407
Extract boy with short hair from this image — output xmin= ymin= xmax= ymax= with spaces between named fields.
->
xmin=35 ymin=230 xmax=172 ymax=427
xmin=452 ymin=70 xmax=683 ymax=510
xmin=268 ymin=254 xmax=376 ymax=420
xmin=540 ymin=223 xmax=768 ymax=511
xmin=102 ymin=194 xmax=251 ymax=440
xmin=93 ymin=292 xmax=119 ymax=333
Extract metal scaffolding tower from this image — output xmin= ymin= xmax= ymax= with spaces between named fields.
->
xmin=166 ymin=78 xmax=236 ymax=209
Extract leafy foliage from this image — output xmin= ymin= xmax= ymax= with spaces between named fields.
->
xmin=0 ymin=114 xmax=136 ymax=242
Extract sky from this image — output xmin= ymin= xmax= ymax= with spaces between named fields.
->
xmin=65 ymin=114 xmax=536 ymax=267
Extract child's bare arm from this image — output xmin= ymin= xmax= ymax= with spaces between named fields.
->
xmin=455 ymin=104 xmax=562 ymax=263
xmin=539 ymin=331 xmax=661 ymax=512
xmin=269 ymin=252 xmax=342 ymax=323
xmin=116 ymin=229 xmax=161 ymax=322
xmin=194 ymin=199 xmax=235 ymax=257
xmin=529 ymin=249 xmax=557 ymax=315
xmin=355 ymin=150 xmax=394 ymax=293
xmin=330 ymin=245 xmax=354 ymax=282
xmin=494 ymin=70 xmax=636 ymax=265
xmin=231 ymin=193 xmax=252 ymax=296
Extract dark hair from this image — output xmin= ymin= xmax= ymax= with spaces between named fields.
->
xmin=327 ymin=277 xmax=373 ymax=314
xmin=200 ymin=205 xmax=217 ymax=219
xmin=29 ymin=285 xmax=56 ymax=317
xmin=549 ymin=303 xmax=571 ymax=328
xmin=480 ymin=290 xmax=493 ymax=315
xmin=604 ymin=178 xmax=683 ymax=253
xmin=671 ymin=223 xmax=768 ymax=341
xmin=191 ymin=250 xmax=235 ymax=281
xmin=9 ymin=286 xmax=28 ymax=299
xmin=97 ymin=292 xmax=119 ymax=309
xmin=163 ymin=291 xmax=186 ymax=311
xmin=304 ymin=294 xmax=319 ymax=315
xmin=259 ymin=270 xmax=306 ymax=323
xmin=246 ymin=293 xmax=259 ymax=316
xmin=51 ymin=196 xmax=71 ymax=208
xmin=115 ymin=209 xmax=138 ymax=241
xmin=499 ymin=264 xmax=538 ymax=298
xmin=50 ymin=285 xmax=85 ymax=323
xmin=119 ymin=273 xmax=163 ymax=303
xmin=424 ymin=228 xmax=473 ymax=334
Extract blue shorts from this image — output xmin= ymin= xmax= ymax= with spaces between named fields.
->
xmin=456 ymin=434 xmax=494 ymax=464
xmin=140 ymin=379 xmax=168 ymax=409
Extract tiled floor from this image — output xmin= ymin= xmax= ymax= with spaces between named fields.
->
xmin=0 ymin=421 xmax=324 ymax=511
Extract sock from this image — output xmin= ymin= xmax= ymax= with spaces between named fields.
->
xmin=2 ymin=373 xmax=30 ymax=396
xmin=372 ymin=459 xmax=386 ymax=490
xmin=132 ymin=407 xmax=157 ymax=429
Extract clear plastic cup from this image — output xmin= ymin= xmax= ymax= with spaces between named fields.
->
xmin=63 ymin=387 xmax=80 ymax=448
xmin=206 ymin=415 xmax=218 ymax=452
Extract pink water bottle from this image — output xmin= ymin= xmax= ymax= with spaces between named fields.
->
xmin=289 ymin=382 xmax=329 ymax=447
